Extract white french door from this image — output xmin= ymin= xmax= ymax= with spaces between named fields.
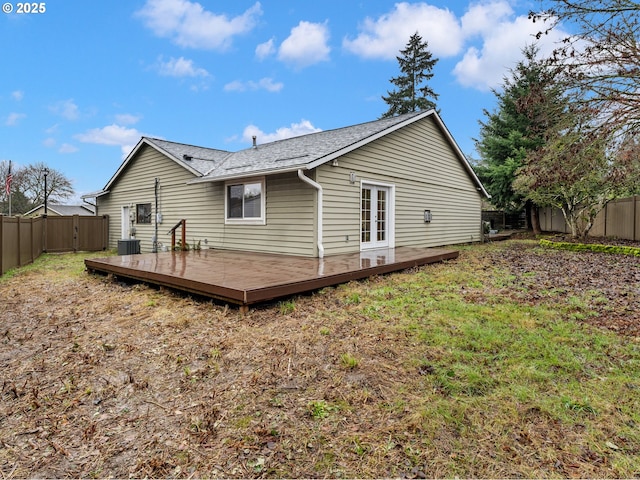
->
xmin=361 ymin=183 xmax=393 ymax=249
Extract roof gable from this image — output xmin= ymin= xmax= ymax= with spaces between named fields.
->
xmin=102 ymin=137 xmax=231 ymax=191
xmin=95 ymin=111 xmax=488 ymax=199
xmin=194 ymin=111 xmax=428 ymax=181
xmin=188 ymin=110 xmax=489 ymax=198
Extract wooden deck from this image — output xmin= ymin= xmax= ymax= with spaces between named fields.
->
xmin=85 ymin=247 xmax=458 ymax=307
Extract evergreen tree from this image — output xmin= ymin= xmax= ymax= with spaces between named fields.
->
xmin=474 ymin=45 xmax=565 ymax=231
xmin=381 ymin=32 xmax=439 ymax=118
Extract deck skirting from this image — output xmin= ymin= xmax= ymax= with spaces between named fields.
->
xmin=85 ymin=247 xmax=459 ymax=307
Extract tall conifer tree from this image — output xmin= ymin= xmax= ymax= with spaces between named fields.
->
xmin=474 ymin=45 xmax=565 ymax=232
xmin=381 ymin=32 xmax=439 ymax=118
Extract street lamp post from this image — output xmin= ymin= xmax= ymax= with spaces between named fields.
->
xmin=44 ymin=168 xmax=49 ymax=215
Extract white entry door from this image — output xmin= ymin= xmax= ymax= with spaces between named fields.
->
xmin=121 ymin=206 xmax=130 ymax=239
xmin=361 ymin=184 xmax=391 ymax=249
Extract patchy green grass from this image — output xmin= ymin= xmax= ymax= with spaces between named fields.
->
xmin=0 ymin=250 xmax=115 ymax=282
xmin=1 ymin=240 xmax=639 ymax=478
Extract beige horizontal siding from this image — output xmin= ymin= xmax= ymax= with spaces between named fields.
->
xmin=316 ymin=115 xmax=483 ymax=255
xmin=98 ymin=115 xmax=482 ymax=258
xmin=98 ymin=145 xmax=316 ymax=255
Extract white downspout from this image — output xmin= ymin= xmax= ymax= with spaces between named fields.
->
xmin=297 ymin=169 xmax=324 ymax=258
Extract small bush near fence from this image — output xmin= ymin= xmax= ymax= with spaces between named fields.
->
xmin=540 ymin=239 xmax=640 ymax=257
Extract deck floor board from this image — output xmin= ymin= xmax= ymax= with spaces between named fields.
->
xmin=85 ymin=247 xmax=459 ymax=306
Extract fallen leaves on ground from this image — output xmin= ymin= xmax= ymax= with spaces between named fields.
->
xmin=1 ymin=239 xmax=638 ymax=478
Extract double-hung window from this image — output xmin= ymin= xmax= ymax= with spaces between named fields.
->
xmin=225 ymin=177 xmax=265 ymax=224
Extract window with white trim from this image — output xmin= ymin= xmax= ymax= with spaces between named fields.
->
xmin=225 ymin=178 xmax=265 ymax=224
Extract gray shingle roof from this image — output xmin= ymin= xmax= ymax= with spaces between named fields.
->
xmin=144 ymin=138 xmax=231 ymax=175
xmin=50 ymin=204 xmax=96 ymax=215
xmin=195 ymin=111 xmax=426 ymax=181
xmin=25 ymin=204 xmax=96 ymax=216
xmin=96 ymin=110 xmax=488 ymax=198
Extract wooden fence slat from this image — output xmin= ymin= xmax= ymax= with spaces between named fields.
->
xmin=539 ymin=195 xmax=639 ymax=241
xmin=0 ymin=215 xmax=109 ymax=275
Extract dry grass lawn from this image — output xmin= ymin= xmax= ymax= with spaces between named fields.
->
xmin=1 ymin=239 xmax=639 ymax=478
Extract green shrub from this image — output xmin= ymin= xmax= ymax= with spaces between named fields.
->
xmin=540 ymin=239 xmax=640 ymax=257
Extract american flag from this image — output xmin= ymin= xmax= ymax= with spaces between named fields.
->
xmin=5 ymin=161 xmax=12 ymax=196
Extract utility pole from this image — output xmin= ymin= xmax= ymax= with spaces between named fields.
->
xmin=44 ymin=167 xmax=49 ymax=215
xmin=6 ymin=160 xmax=12 ymax=216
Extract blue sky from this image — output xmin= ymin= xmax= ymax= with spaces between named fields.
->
xmin=1 ymin=0 xmax=567 ymax=202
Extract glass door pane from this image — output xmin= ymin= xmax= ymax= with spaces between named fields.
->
xmin=361 ymin=188 xmax=371 ymax=242
xmin=377 ymin=189 xmax=386 ymax=242
xmin=361 ymin=184 xmax=389 ymax=249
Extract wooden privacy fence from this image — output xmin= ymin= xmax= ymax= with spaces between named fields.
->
xmin=0 ymin=215 xmax=109 ymax=275
xmin=539 ymin=195 xmax=640 ymax=240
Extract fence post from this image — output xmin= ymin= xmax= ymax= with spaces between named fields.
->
xmin=103 ymin=215 xmax=109 ymax=250
xmin=634 ymin=195 xmax=638 ymax=242
xmin=17 ymin=216 xmax=22 ymax=267
xmin=29 ymin=217 xmax=32 ymax=264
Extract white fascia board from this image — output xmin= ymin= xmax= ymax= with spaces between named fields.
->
xmin=186 ymin=165 xmax=306 ymax=184
xmin=81 ymin=190 xmax=109 ymax=199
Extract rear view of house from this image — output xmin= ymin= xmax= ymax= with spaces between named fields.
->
xmin=89 ymin=110 xmax=489 ymax=257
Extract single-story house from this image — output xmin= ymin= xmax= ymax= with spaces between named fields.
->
xmin=88 ymin=110 xmax=490 ymax=257
xmin=25 ymin=203 xmax=96 ymax=217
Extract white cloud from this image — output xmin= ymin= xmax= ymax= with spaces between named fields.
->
xmin=59 ymin=143 xmax=78 ymax=154
xmin=453 ymin=10 xmax=567 ymax=91
xmin=156 ymin=56 xmax=210 ymax=78
xmin=115 ymin=113 xmax=142 ymax=125
xmin=5 ymin=112 xmax=26 ymax=126
xmin=43 ymin=137 xmax=56 ymax=148
xmin=343 ymin=2 xmax=462 ymax=59
xmin=135 ymin=0 xmax=262 ymax=50
xmin=242 ymin=120 xmax=322 ymax=144
xmin=344 ymin=1 xmax=571 ymax=92
xmin=11 ymin=90 xmax=24 ymax=101
xmin=45 ymin=124 xmax=59 ymax=135
xmin=460 ymin=1 xmax=514 ymax=37
xmin=224 ymin=77 xmax=283 ymax=93
xmin=75 ymin=124 xmax=144 ymax=157
xmin=256 ymin=38 xmax=275 ymax=60
xmin=50 ymin=99 xmax=80 ymax=121
xmin=278 ymin=21 xmax=331 ymax=68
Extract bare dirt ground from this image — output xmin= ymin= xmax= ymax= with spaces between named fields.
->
xmin=487 ymin=234 xmax=640 ymax=337
xmin=1 ymin=238 xmax=639 ymax=478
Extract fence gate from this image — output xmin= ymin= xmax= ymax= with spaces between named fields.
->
xmin=0 ymin=215 xmax=109 ymax=275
